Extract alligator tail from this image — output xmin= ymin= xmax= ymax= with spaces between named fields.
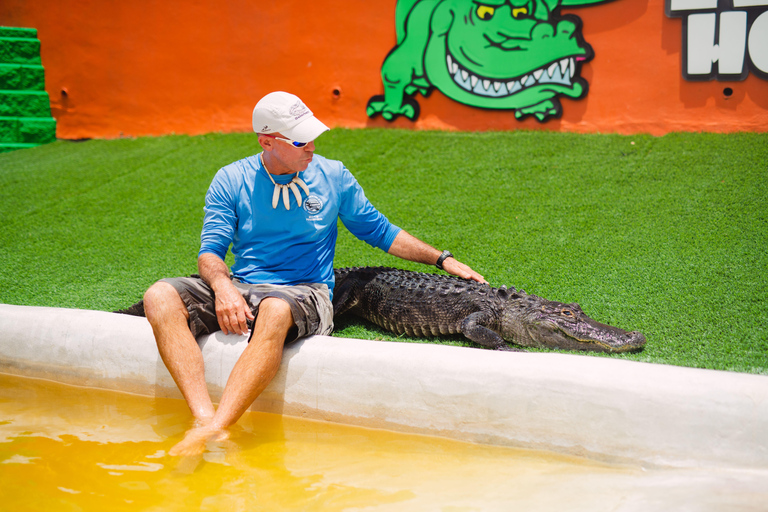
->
xmin=114 ymin=299 xmax=146 ymax=317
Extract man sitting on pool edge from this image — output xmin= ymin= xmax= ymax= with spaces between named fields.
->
xmin=142 ymin=91 xmax=486 ymax=456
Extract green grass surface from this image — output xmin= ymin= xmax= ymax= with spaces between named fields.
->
xmin=1 ymin=129 xmax=766 ymax=374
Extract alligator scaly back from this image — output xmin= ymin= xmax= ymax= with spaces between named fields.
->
xmin=332 ymin=267 xmax=646 ymax=353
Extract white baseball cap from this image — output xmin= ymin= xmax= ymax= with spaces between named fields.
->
xmin=252 ymin=91 xmax=329 ymax=143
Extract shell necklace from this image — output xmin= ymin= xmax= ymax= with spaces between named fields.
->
xmin=260 ymin=153 xmax=310 ymax=210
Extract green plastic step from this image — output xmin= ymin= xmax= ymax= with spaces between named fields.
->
xmin=0 ymin=116 xmax=56 ymax=143
xmin=0 ymin=37 xmax=42 ymax=65
xmin=0 ymin=117 xmax=17 ymax=142
xmin=0 ymin=90 xmax=52 ymax=117
xmin=0 ymin=27 xmax=37 ymax=39
xmin=0 ymin=27 xmax=55 ymax=152
xmin=19 ymin=117 xmax=55 ymax=143
xmin=0 ymin=142 xmax=39 ymax=153
xmin=0 ymin=63 xmax=45 ymax=90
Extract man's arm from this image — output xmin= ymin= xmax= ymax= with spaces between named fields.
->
xmin=387 ymin=231 xmax=487 ymax=284
xmin=198 ymin=252 xmax=254 ymax=335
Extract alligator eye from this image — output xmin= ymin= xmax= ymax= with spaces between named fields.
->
xmin=512 ymin=6 xmax=529 ymax=18
xmin=561 ymin=309 xmax=574 ymax=317
xmin=476 ymin=5 xmax=496 ymax=20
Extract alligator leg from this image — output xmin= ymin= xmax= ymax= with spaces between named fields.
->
xmin=460 ymin=312 xmax=522 ymax=351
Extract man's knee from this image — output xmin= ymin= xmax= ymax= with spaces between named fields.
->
xmin=260 ymin=296 xmax=292 ymax=315
xmin=256 ymin=297 xmax=294 ymax=332
xmin=144 ymin=281 xmax=188 ymax=324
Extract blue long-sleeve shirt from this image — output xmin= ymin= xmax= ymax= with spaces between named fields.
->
xmin=199 ymin=153 xmax=401 ymax=297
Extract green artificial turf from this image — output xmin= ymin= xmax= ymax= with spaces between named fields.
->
xmin=0 ymin=129 xmax=766 ymax=374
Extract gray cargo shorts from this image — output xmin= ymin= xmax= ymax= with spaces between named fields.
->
xmin=159 ymin=274 xmax=334 ymax=344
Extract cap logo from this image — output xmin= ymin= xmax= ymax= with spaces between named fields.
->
xmin=261 ymin=125 xmax=269 ymax=132
xmin=289 ymin=100 xmax=310 ymax=121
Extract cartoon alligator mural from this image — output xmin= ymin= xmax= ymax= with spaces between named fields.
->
xmin=366 ymin=0 xmax=615 ymax=122
xmin=333 ymin=267 xmax=646 ymax=353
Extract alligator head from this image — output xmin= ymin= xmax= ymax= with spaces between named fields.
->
xmin=501 ymin=294 xmax=646 ymax=352
xmin=425 ymin=0 xmax=591 ymax=115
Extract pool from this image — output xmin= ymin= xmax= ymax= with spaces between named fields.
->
xmin=2 ymin=305 xmax=768 ymax=510
xmin=2 ymin=372 xmax=766 ymax=511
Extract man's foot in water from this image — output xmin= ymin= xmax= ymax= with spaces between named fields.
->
xmin=169 ymin=423 xmax=230 ymax=457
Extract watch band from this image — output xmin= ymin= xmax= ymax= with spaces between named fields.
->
xmin=435 ymin=250 xmax=453 ymax=270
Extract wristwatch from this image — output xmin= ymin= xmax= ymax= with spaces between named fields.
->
xmin=435 ymin=250 xmax=453 ymax=270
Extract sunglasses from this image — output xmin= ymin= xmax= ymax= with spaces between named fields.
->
xmin=262 ymin=134 xmax=309 ymax=148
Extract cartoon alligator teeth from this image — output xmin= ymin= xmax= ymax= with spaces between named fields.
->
xmin=367 ymin=0 xmax=613 ymax=123
xmin=447 ymin=54 xmax=581 ymax=97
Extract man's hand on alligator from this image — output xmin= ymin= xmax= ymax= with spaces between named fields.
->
xmin=440 ymin=255 xmax=487 ymax=284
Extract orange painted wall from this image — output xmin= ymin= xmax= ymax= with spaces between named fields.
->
xmin=1 ymin=0 xmax=766 ymax=138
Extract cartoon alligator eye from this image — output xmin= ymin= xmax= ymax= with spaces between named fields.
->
xmin=476 ymin=5 xmax=496 ymax=20
xmin=512 ymin=6 xmax=529 ymax=18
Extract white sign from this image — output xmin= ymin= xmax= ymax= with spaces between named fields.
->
xmin=666 ymin=0 xmax=768 ymax=80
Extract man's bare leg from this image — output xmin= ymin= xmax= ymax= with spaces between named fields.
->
xmin=144 ymin=282 xmax=216 ymax=421
xmin=169 ymin=297 xmax=294 ymax=456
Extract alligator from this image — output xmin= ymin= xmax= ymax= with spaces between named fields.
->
xmin=332 ymin=266 xmax=646 ymax=353
xmin=116 ymin=267 xmax=646 ymax=353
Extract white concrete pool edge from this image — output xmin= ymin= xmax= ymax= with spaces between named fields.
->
xmin=1 ymin=304 xmax=766 ymax=470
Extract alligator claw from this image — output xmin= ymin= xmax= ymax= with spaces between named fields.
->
xmin=366 ymin=95 xmax=420 ymax=121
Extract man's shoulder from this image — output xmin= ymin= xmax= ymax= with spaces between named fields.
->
xmin=221 ymin=154 xmax=259 ymax=174
xmin=214 ymin=154 xmax=259 ymax=182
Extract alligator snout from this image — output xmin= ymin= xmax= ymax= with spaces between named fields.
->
xmin=622 ymin=330 xmax=647 ymax=350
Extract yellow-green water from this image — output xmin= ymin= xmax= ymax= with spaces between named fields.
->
xmin=1 ymin=372 xmax=765 ymax=511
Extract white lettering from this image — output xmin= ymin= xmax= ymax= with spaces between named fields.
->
xmin=668 ymin=0 xmax=768 ymax=80
xmin=718 ymin=11 xmax=747 ymax=74
xmin=748 ymin=11 xmax=768 ymax=72
xmin=670 ymin=0 xmax=717 ymax=11
xmin=687 ymin=11 xmax=748 ymax=76
xmin=733 ymin=0 xmax=768 ymax=7
xmin=688 ymin=13 xmax=717 ymax=74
